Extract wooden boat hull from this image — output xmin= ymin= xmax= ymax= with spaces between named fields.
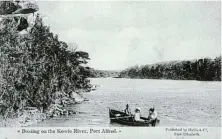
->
xmin=109 ymin=109 xmax=160 ymax=126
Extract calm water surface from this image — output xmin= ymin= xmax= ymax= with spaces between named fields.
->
xmin=33 ymin=78 xmax=221 ymax=127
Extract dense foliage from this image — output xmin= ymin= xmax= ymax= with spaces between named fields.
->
xmin=89 ymin=68 xmax=119 ymax=78
xmin=120 ymin=57 xmax=221 ymax=81
xmin=0 ymin=13 xmax=91 ymax=118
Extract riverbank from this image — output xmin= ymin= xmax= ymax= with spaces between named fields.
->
xmin=0 ymin=92 xmax=88 ymax=127
xmin=119 ymin=56 xmax=221 ymax=81
xmin=115 ymin=77 xmax=222 ymax=82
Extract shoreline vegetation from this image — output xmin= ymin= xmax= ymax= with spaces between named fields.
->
xmin=0 ymin=1 xmax=93 ymax=127
xmin=89 ymin=56 xmax=221 ymax=82
xmin=119 ymin=57 xmax=221 ymax=81
xmin=89 ymin=69 xmax=120 ymax=78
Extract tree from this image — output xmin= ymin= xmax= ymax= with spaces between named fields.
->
xmin=119 ymin=57 xmax=221 ymax=81
xmin=0 ymin=12 xmax=92 ymax=117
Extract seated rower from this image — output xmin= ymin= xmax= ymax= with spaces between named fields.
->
xmin=134 ymin=108 xmax=143 ymax=122
xmin=147 ymin=108 xmax=158 ymax=126
xmin=124 ymin=104 xmax=131 ymax=115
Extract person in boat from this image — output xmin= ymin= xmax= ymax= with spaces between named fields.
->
xmin=134 ymin=107 xmax=143 ymax=122
xmin=147 ymin=108 xmax=158 ymax=126
xmin=124 ymin=104 xmax=131 ymax=115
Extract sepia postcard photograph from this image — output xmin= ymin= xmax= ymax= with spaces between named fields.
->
xmin=0 ymin=0 xmax=221 ymax=139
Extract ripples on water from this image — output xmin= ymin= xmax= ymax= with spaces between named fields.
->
xmin=33 ymin=78 xmax=221 ymax=127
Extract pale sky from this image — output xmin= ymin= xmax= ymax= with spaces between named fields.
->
xmin=37 ymin=1 xmax=221 ymax=70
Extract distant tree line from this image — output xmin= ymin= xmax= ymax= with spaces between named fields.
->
xmin=89 ymin=68 xmax=120 ymax=78
xmin=0 ymin=8 xmax=91 ymax=117
xmin=119 ymin=57 xmax=221 ymax=81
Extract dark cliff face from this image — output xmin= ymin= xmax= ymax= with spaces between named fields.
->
xmin=0 ymin=1 xmax=39 ymax=32
xmin=0 ymin=1 xmax=21 ymax=15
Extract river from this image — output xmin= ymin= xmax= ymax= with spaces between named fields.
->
xmin=33 ymin=78 xmax=221 ymax=127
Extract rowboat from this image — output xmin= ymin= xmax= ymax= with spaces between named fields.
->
xmin=109 ymin=109 xmax=160 ymax=126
